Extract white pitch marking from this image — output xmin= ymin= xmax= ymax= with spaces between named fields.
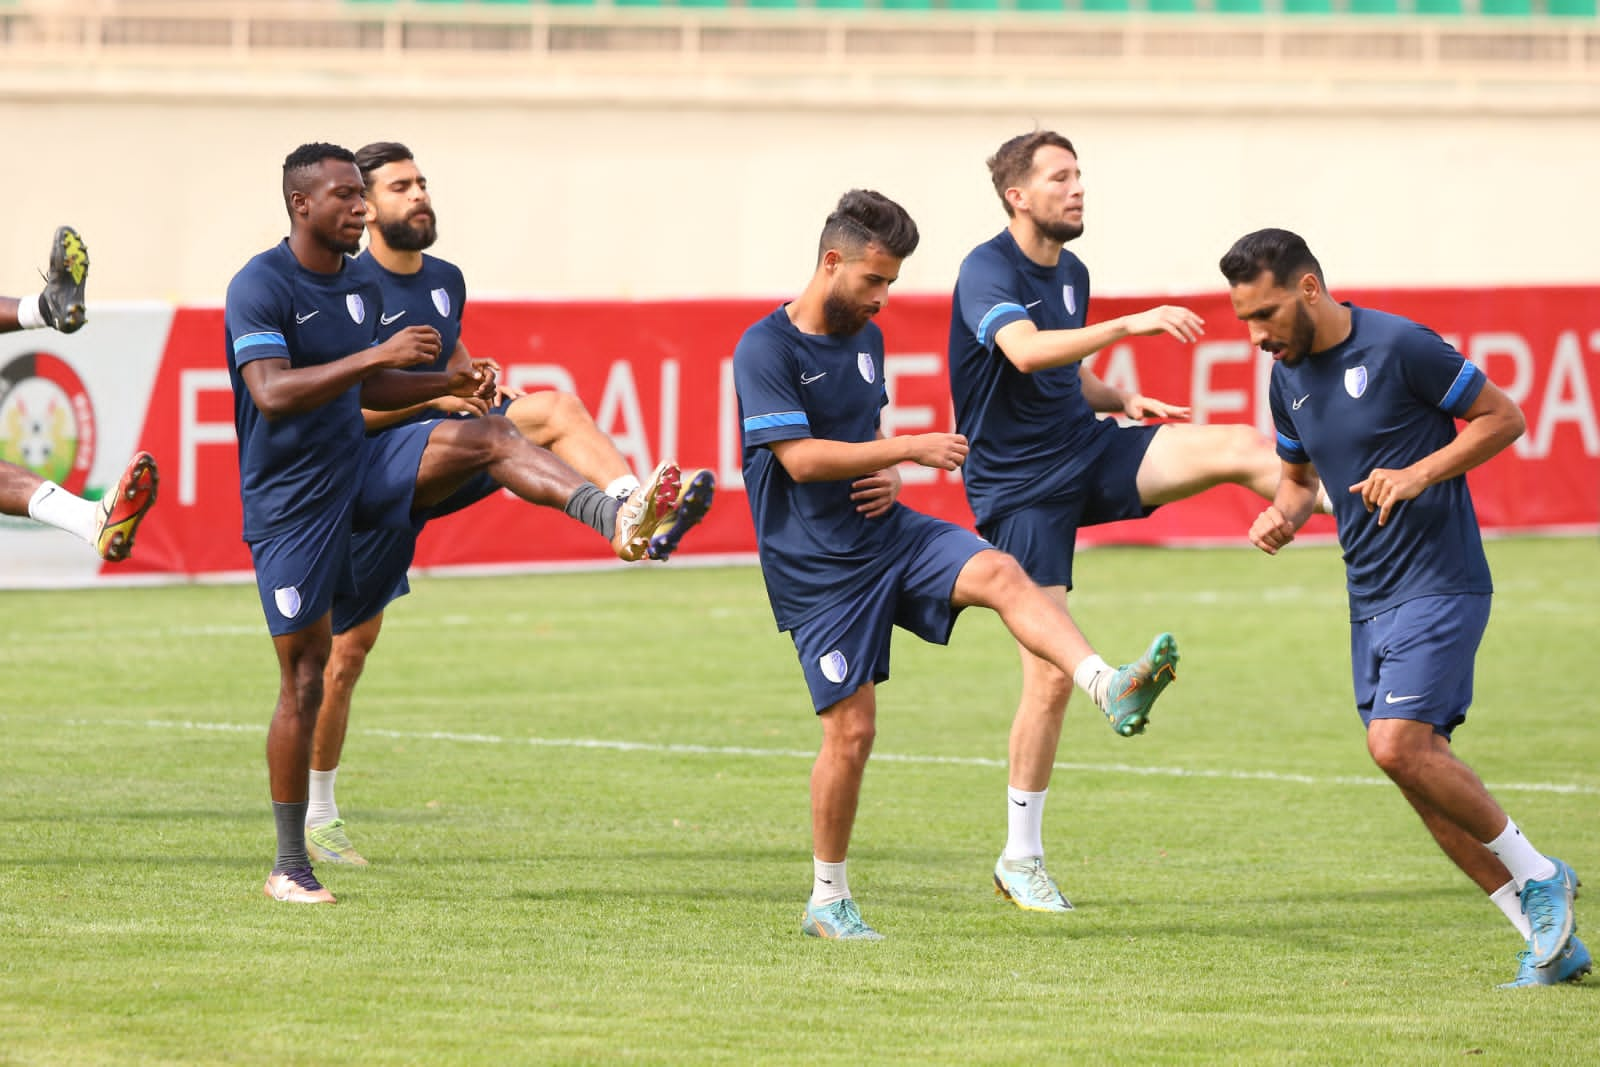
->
xmin=60 ymin=718 xmax=1600 ymax=797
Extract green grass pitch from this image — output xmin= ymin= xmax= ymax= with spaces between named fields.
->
xmin=1 ymin=537 xmax=1595 ymax=1064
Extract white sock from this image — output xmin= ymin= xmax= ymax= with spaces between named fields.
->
xmin=15 ymin=293 xmax=48 ymax=330
xmin=605 ymin=474 xmax=640 ymax=502
xmin=1484 ymin=818 xmax=1556 ymax=890
xmin=1003 ymin=787 xmax=1047 ymax=861
xmin=306 ymin=767 xmax=340 ymax=828
xmin=811 ymin=857 xmax=849 ymax=907
xmin=1317 ymin=486 xmax=1335 ymax=515
xmin=27 ymin=480 xmax=99 ymax=544
xmin=1490 ymin=879 xmax=1532 ymax=940
xmin=1072 ymin=654 xmax=1113 ymax=708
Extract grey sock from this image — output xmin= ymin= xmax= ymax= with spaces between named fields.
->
xmin=563 ymin=483 xmax=618 ymax=540
xmin=273 ymin=800 xmax=310 ymax=873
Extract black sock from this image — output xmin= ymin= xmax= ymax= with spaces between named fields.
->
xmin=563 ymin=483 xmax=618 ymax=540
xmin=273 ymin=800 xmax=310 ymax=873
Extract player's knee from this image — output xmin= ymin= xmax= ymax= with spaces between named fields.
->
xmin=965 ymin=549 xmax=1031 ymax=602
xmin=326 ymin=642 xmax=371 ymax=690
xmin=1366 ymin=729 xmax=1424 ymax=784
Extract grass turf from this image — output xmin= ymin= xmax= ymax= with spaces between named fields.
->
xmin=0 ymin=536 xmax=1595 ymax=1064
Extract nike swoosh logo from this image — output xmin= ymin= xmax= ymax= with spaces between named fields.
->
xmin=295 ymin=310 xmax=319 ymax=324
xmin=380 ymin=311 xmax=406 ymax=326
xmin=801 ymin=372 xmax=826 ymax=385
xmin=1384 ymin=692 xmax=1424 ymax=705
xmin=1292 ymin=394 xmax=1310 ymax=410
xmin=1024 ymin=300 xmax=1043 ymax=309
xmin=1010 ymin=798 xmax=1027 ymax=807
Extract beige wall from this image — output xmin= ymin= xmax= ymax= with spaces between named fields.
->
xmin=2 ymin=91 xmax=1597 ymax=306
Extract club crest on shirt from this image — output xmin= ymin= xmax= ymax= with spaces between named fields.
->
xmin=857 ymin=353 xmax=874 ymax=384
xmin=431 ymin=288 xmax=450 ymax=317
xmin=820 ymin=649 xmax=849 ymax=684
xmin=346 ymin=294 xmax=366 ymax=325
xmin=1344 ymin=365 xmax=1369 ymax=399
xmin=1063 ymin=285 xmax=1077 ymax=316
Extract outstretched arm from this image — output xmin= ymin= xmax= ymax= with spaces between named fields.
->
xmin=993 ymin=305 xmax=1205 ymax=374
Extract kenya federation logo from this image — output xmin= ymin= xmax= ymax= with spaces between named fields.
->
xmin=1063 ymin=284 xmax=1077 ymax=316
xmin=1344 ymin=365 xmax=1369 ymax=399
xmin=857 ymin=352 xmax=875 ymax=384
xmin=431 ymin=288 xmax=450 ymax=317
xmin=346 ymin=293 xmax=366 ymax=325
xmin=0 ymin=351 xmax=96 ymax=494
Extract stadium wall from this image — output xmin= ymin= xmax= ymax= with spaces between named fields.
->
xmin=1 ymin=82 xmax=1599 ymax=304
xmin=0 ymin=288 xmax=1594 ymax=588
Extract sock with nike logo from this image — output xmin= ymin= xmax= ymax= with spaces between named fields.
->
xmin=1485 ymin=818 xmax=1557 ymax=891
xmin=27 ymin=479 xmax=99 ymax=545
xmin=1003 ymin=787 xmax=1048 ymax=861
xmin=812 ymin=857 xmax=849 ymax=908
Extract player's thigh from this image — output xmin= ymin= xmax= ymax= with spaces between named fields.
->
xmin=790 ymin=588 xmax=901 ymax=715
xmin=334 ymin=527 xmax=417 ymax=636
xmin=896 ymin=516 xmax=991 ymax=631
xmin=412 ymin=415 xmax=520 ymax=510
xmin=357 ymin=422 xmax=436 ymax=531
xmin=1134 ymin=422 xmax=1270 ymax=505
xmin=506 ymin=390 xmax=584 ymax=448
xmin=979 ymin=498 xmax=1084 ymax=589
xmin=248 ymin=507 xmax=355 ymax=638
xmin=1353 ymin=594 xmax=1490 ymax=738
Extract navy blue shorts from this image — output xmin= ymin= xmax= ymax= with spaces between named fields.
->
xmin=788 ymin=511 xmax=991 ymax=714
xmin=249 ymin=498 xmax=357 ymax=638
xmin=1350 ymin=593 xmax=1491 ymax=738
xmin=334 ymin=402 xmax=517 ymax=633
xmin=978 ymin=422 xmax=1159 ymax=589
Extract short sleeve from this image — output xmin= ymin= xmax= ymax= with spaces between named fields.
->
xmin=956 ymin=245 xmax=1031 ymax=351
xmin=1398 ymin=321 xmax=1484 ymax=417
xmin=1268 ymin=372 xmax=1310 ymax=465
xmin=225 ymin=265 xmax=290 ymax=368
xmin=734 ymin=324 xmax=811 ymax=448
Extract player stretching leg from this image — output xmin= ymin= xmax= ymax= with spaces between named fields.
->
xmin=1 ymin=227 xmax=159 ymax=560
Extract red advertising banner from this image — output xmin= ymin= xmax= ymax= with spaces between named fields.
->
xmin=117 ymin=287 xmax=1599 ymax=580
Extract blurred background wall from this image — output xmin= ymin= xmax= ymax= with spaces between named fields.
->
xmin=1 ymin=0 xmax=1597 ymax=303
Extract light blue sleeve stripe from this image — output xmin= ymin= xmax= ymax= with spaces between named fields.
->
xmin=233 ymin=331 xmax=286 ymax=354
xmin=976 ymin=302 xmax=1027 ymax=347
xmin=1439 ymin=362 xmax=1484 ymax=414
xmin=1276 ymin=431 xmax=1308 ymax=461
xmin=743 ymin=411 xmax=809 ymax=432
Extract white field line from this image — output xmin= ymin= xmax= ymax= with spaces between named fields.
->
xmin=58 ymin=717 xmax=1600 ymax=797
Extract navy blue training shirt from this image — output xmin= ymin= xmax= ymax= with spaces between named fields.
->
xmin=225 ymin=240 xmax=382 ymax=541
xmin=948 ymin=230 xmax=1115 ymax=525
xmin=1270 ymin=304 xmax=1492 ymax=620
xmin=355 ymin=250 xmax=466 ymax=367
xmin=735 ymin=306 xmax=895 ymax=631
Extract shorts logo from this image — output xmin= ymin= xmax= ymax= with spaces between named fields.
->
xmin=0 ymin=351 xmax=96 ymax=494
xmin=346 ymin=294 xmax=366 ymax=325
xmin=1344 ymin=366 xmax=1369 ymax=399
xmin=857 ymin=353 xmax=874 ymax=385
xmin=1063 ymin=284 xmax=1077 ymax=316
xmin=431 ymin=288 xmax=451 ymax=317
xmin=274 ymin=586 xmax=303 ymax=619
xmin=819 ymin=649 xmax=848 ymax=684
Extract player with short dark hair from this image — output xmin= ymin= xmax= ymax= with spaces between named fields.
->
xmin=298 ymin=141 xmax=715 ymax=867
xmin=230 ymin=142 xmax=687 ymax=904
xmin=948 ymin=131 xmax=1334 ymax=913
xmin=1 ymin=226 xmax=158 ymax=562
xmin=1222 ymin=226 xmax=1587 ymax=989
xmin=735 ymin=188 xmax=1179 ymax=940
